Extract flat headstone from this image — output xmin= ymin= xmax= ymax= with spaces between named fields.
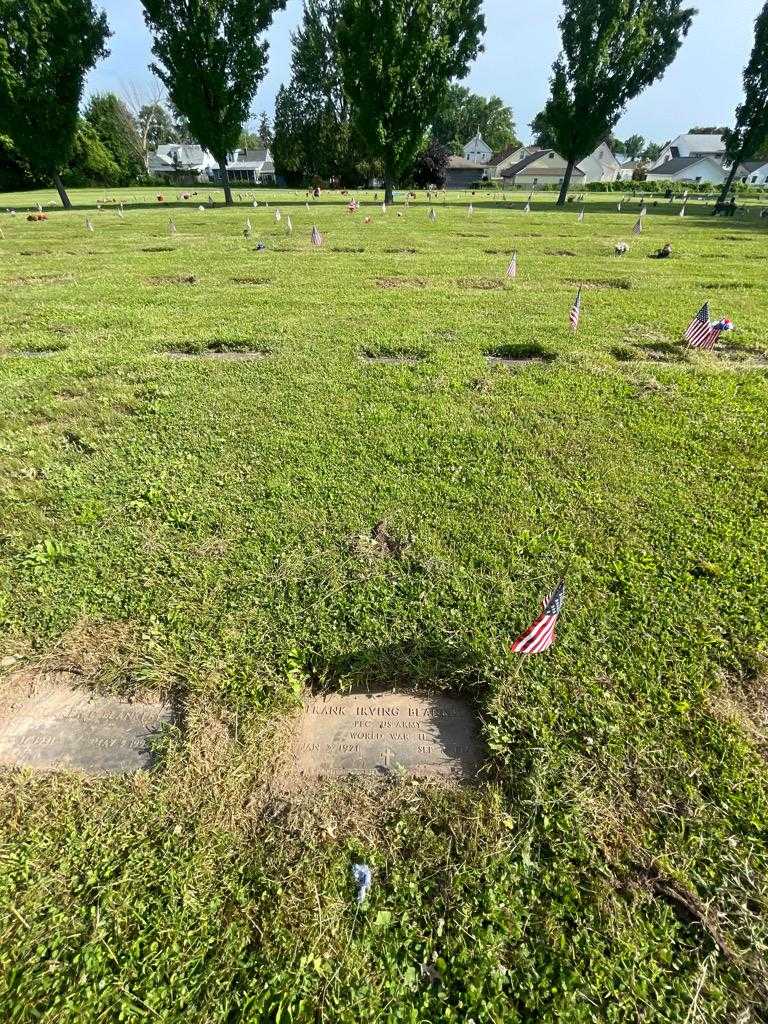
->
xmin=290 ymin=692 xmax=482 ymax=780
xmin=0 ymin=672 xmax=172 ymax=774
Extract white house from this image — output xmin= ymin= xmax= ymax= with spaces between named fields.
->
xmin=500 ymin=149 xmax=586 ymax=188
xmin=653 ymin=133 xmax=726 ymax=168
xmin=739 ymin=160 xmax=768 ymax=185
xmin=646 ymin=155 xmax=727 ymax=184
xmin=578 ymin=140 xmax=622 ymax=183
xmin=149 ymin=144 xmax=217 ymax=180
xmin=462 ymin=130 xmax=493 ymax=165
xmin=616 ymin=160 xmax=645 ymax=182
xmin=487 ymin=144 xmax=537 ymax=178
xmin=210 ymin=148 xmax=275 ymax=184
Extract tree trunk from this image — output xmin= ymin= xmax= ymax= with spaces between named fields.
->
xmin=556 ymin=159 xmax=577 ymax=207
xmin=384 ymin=172 xmax=394 ymax=206
xmin=714 ymin=159 xmax=740 ymax=214
xmin=217 ymin=156 xmax=233 ymax=206
xmin=52 ymin=171 xmax=71 ymax=210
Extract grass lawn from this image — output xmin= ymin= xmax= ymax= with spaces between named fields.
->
xmin=1 ymin=184 xmax=767 ymax=1023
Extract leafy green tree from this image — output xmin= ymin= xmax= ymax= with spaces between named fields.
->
xmin=0 ymin=0 xmax=111 ymax=208
xmin=141 ymin=0 xmax=286 ymax=205
xmin=623 ymin=133 xmax=645 ymax=159
xmin=717 ymin=2 xmax=768 ymax=208
xmin=642 ymin=141 xmax=663 ymax=162
xmin=432 ymin=84 xmax=519 ymax=155
xmin=336 ymin=0 xmax=485 ymax=204
xmin=542 ymin=0 xmax=695 ymax=205
xmin=273 ymin=0 xmax=368 ymax=186
xmin=62 ymin=119 xmax=121 ymax=187
xmin=84 ymin=93 xmax=144 ymax=184
xmin=689 ymin=125 xmax=728 ymax=134
xmin=139 ymin=102 xmax=179 ymax=153
xmin=257 ymin=112 xmax=273 ymax=149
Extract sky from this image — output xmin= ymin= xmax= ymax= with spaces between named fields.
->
xmin=88 ymin=0 xmax=762 ymax=146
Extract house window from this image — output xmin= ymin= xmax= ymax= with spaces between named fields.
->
xmin=548 ymin=152 xmax=555 ymax=159
xmin=533 ymin=177 xmax=538 ymax=184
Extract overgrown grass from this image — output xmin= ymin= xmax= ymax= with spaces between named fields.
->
xmin=1 ymin=186 xmax=767 ymax=1023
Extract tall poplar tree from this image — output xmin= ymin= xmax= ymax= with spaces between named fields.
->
xmin=716 ymin=2 xmax=768 ymax=209
xmin=336 ymin=0 xmax=485 ymax=204
xmin=542 ymin=0 xmax=695 ymax=205
xmin=0 ymin=0 xmax=111 ymax=209
xmin=141 ymin=0 xmax=286 ymax=206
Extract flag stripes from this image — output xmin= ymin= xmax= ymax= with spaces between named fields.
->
xmin=511 ymin=581 xmax=565 ymax=654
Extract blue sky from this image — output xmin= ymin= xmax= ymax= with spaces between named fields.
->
xmin=88 ymin=0 xmax=762 ymax=145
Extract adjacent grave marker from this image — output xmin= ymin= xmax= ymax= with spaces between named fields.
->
xmin=0 ymin=672 xmax=172 ymax=774
xmin=290 ymin=692 xmax=482 ymax=780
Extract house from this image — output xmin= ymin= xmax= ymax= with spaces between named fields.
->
xmin=500 ymin=149 xmax=585 ymax=188
xmin=653 ymin=133 xmax=726 ymax=167
xmin=487 ymin=144 xmax=537 ymax=178
xmin=578 ymin=140 xmax=622 ymax=183
xmin=738 ymin=160 xmax=768 ymax=185
xmin=149 ymin=144 xmax=217 ymax=181
xmin=646 ymin=155 xmax=727 ymax=184
xmin=445 ymin=155 xmax=489 ymax=189
xmin=209 ymin=148 xmax=276 ymax=185
xmin=617 ymin=160 xmax=645 ymax=182
xmin=462 ymin=130 xmax=492 ymax=165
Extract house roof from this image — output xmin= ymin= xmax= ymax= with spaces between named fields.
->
xmin=670 ymin=133 xmax=725 ymax=154
xmin=741 ymin=160 xmax=768 ymax=172
xmin=238 ymin=148 xmax=270 ymax=163
xmin=154 ymin=144 xmax=209 ymax=168
xmin=489 ymin=142 xmax=524 ymax=165
xmin=648 ymin=156 xmax=720 ymax=175
xmin=620 ymin=160 xmax=644 ymax=169
xmin=447 ymin=156 xmax=488 ymax=170
xmin=500 ymin=150 xmax=585 ymax=179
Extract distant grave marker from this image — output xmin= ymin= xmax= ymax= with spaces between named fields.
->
xmin=290 ymin=692 xmax=482 ymax=780
xmin=0 ymin=671 xmax=172 ymax=774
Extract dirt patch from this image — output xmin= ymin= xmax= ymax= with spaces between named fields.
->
xmin=141 ymin=246 xmax=175 ymax=253
xmin=18 ymin=250 xmax=52 ymax=257
xmin=566 ymin=278 xmax=631 ymax=291
xmin=167 ymin=340 xmax=270 ymax=361
xmin=700 ymin=281 xmax=756 ymax=290
xmin=484 ymin=248 xmax=515 ymax=256
xmin=359 ymin=347 xmax=424 ymax=365
xmin=455 ymin=232 xmax=490 ymax=239
xmin=348 ymin=520 xmax=412 ymax=560
xmin=546 ymin=249 xmax=577 ymax=257
xmin=485 ymin=343 xmax=556 ymax=366
xmin=710 ymin=673 xmax=768 ymax=759
xmin=146 ymin=274 xmax=197 ymax=285
xmin=231 ymin=276 xmax=271 ymax=285
xmin=331 ymin=246 xmax=365 ymax=253
xmin=611 ymin=344 xmax=639 ymax=363
xmin=457 ymin=277 xmax=506 ymax=290
xmin=375 ymin=276 xmax=428 ymax=289
xmin=383 ymin=247 xmax=418 ymax=254
xmin=7 ymin=273 xmax=74 ymax=286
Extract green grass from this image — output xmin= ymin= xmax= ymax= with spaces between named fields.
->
xmin=1 ymin=185 xmax=767 ymax=1023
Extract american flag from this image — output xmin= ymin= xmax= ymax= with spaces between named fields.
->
xmin=286 ymin=215 xmax=293 ymax=235
xmin=679 ymin=205 xmax=686 ymax=218
xmin=632 ymin=217 xmax=642 ymax=235
xmin=506 ymin=250 xmax=517 ymax=279
xmin=684 ymin=302 xmax=714 ymax=347
xmin=275 ymin=208 xmax=281 ymax=222
xmin=577 ymin=207 xmax=585 ymax=222
xmin=311 ymin=224 xmax=323 ymax=246
xmin=169 ymin=219 xmax=177 ymax=234
xmin=570 ymin=287 xmax=582 ymax=331
xmin=85 ymin=217 xmax=94 ymax=233
xmin=510 ymin=581 xmax=565 ymax=654
xmin=617 ymin=201 xmax=622 ymax=212
xmin=468 ymin=204 xmax=474 ymax=216
xmin=429 ymin=208 xmax=437 ymax=222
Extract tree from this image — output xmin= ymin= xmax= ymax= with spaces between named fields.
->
xmin=272 ymin=0 xmax=369 ymax=186
xmin=623 ymin=133 xmax=646 ymax=159
xmin=642 ymin=141 xmax=663 ymax=162
xmin=431 ymin=84 xmax=519 ymax=154
xmin=141 ymin=0 xmax=287 ymax=206
xmin=62 ymin=119 xmax=122 ymax=187
xmin=529 ymin=111 xmax=557 ymax=149
xmin=138 ymin=103 xmax=179 ymax=152
xmin=336 ymin=0 xmax=485 ymax=204
xmin=689 ymin=125 xmax=728 ymax=134
xmin=541 ymin=0 xmax=695 ymax=205
xmin=257 ymin=112 xmax=273 ymax=149
xmin=0 ymin=0 xmax=111 ymax=209
xmin=84 ymin=93 xmax=144 ymax=183
xmin=716 ymin=2 xmax=768 ymax=209
xmin=411 ymin=137 xmax=451 ymax=187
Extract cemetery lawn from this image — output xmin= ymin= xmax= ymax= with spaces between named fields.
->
xmin=1 ymin=186 xmax=768 ymax=1023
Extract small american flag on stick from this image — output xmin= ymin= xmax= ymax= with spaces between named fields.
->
xmin=506 ymin=250 xmax=517 ymax=279
xmin=429 ymin=208 xmax=437 ymax=222
xmin=310 ymin=224 xmax=323 ymax=246
xmin=85 ymin=217 xmax=94 ymax=233
xmin=632 ymin=217 xmax=642 ymax=235
xmin=684 ymin=303 xmax=724 ymax=349
xmin=577 ymin=207 xmax=585 ymax=222
xmin=510 ymin=581 xmax=565 ymax=654
xmin=523 ymin=201 xmax=531 ymax=213
xmin=570 ymin=287 xmax=582 ymax=331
